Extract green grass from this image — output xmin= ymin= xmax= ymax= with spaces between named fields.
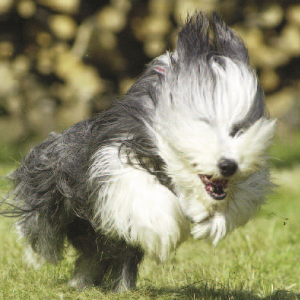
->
xmin=1 ymin=164 xmax=300 ymax=299
xmin=270 ymin=132 xmax=300 ymax=169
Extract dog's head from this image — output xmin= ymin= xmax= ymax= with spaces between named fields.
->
xmin=148 ymin=12 xmax=276 ymax=243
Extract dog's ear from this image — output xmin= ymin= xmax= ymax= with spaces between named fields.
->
xmin=151 ymin=51 xmax=178 ymax=76
xmin=212 ymin=12 xmax=249 ymax=64
xmin=177 ymin=12 xmax=210 ymax=63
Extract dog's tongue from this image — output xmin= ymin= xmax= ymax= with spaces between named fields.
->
xmin=206 ymin=180 xmax=227 ymax=200
xmin=200 ymin=175 xmax=228 ymax=200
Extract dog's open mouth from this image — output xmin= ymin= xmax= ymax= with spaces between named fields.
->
xmin=199 ymin=175 xmax=228 ymax=200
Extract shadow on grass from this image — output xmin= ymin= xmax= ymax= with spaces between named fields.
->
xmin=137 ymin=284 xmax=300 ymax=300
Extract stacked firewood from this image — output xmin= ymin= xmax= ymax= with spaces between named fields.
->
xmin=0 ymin=0 xmax=299 ymax=145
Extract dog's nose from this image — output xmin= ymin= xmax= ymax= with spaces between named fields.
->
xmin=218 ymin=158 xmax=238 ymax=177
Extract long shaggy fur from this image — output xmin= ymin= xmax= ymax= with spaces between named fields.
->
xmin=2 ymin=12 xmax=276 ymax=291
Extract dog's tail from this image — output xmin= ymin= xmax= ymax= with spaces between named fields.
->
xmin=1 ymin=130 xmax=88 ymax=264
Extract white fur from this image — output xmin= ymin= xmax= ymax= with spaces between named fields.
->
xmin=15 ymin=223 xmax=45 ymax=268
xmin=24 ymin=246 xmax=46 ymax=269
xmin=89 ymin=56 xmax=276 ymax=261
xmin=90 ymin=146 xmax=190 ymax=262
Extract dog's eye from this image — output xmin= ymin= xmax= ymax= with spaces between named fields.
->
xmin=230 ymin=126 xmax=245 ymax=138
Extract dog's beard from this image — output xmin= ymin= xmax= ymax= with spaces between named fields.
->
xmin=189 ymin=168 xmax=273 ymax=244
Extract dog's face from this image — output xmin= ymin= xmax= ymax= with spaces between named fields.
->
xmin=151 ymin=14 xmax=276 ymax=244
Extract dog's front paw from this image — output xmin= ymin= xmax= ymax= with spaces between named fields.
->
xmin=192 ymin=213 xmax=227 ymax=245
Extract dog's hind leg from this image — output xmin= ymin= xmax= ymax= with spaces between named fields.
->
xmin=69 ymin=253 xmax=111 ymax=288
xmin=113 ymin=248 xmax=144 ymax=292
xmin=70 ymin=247 xmax=144 ymax=291
xmin=66 ymin=217 xmax=111 ymax=288
xmin=66 ymin=217 xmax=144 ymax=290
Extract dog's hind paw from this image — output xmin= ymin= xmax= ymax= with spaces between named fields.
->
xmin=68 ymin=276 xmax=91 ymax=289
xmin=24 ymin=247 xmax=45 ymax=269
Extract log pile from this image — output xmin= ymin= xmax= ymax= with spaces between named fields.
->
xmin=0 ymin=0 xmax=299 ymax=146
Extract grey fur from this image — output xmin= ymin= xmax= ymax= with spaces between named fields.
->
xmin=211 ymin=12 xmax=249 ymax=64
xmin=177 ymin=12 xmax=210 ymax=63
xmin=230 ymin=85 xmax=266 ymax=137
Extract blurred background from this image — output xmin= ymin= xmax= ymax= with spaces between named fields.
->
xmin=0 ymin=0 xmax=299 ymax=166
